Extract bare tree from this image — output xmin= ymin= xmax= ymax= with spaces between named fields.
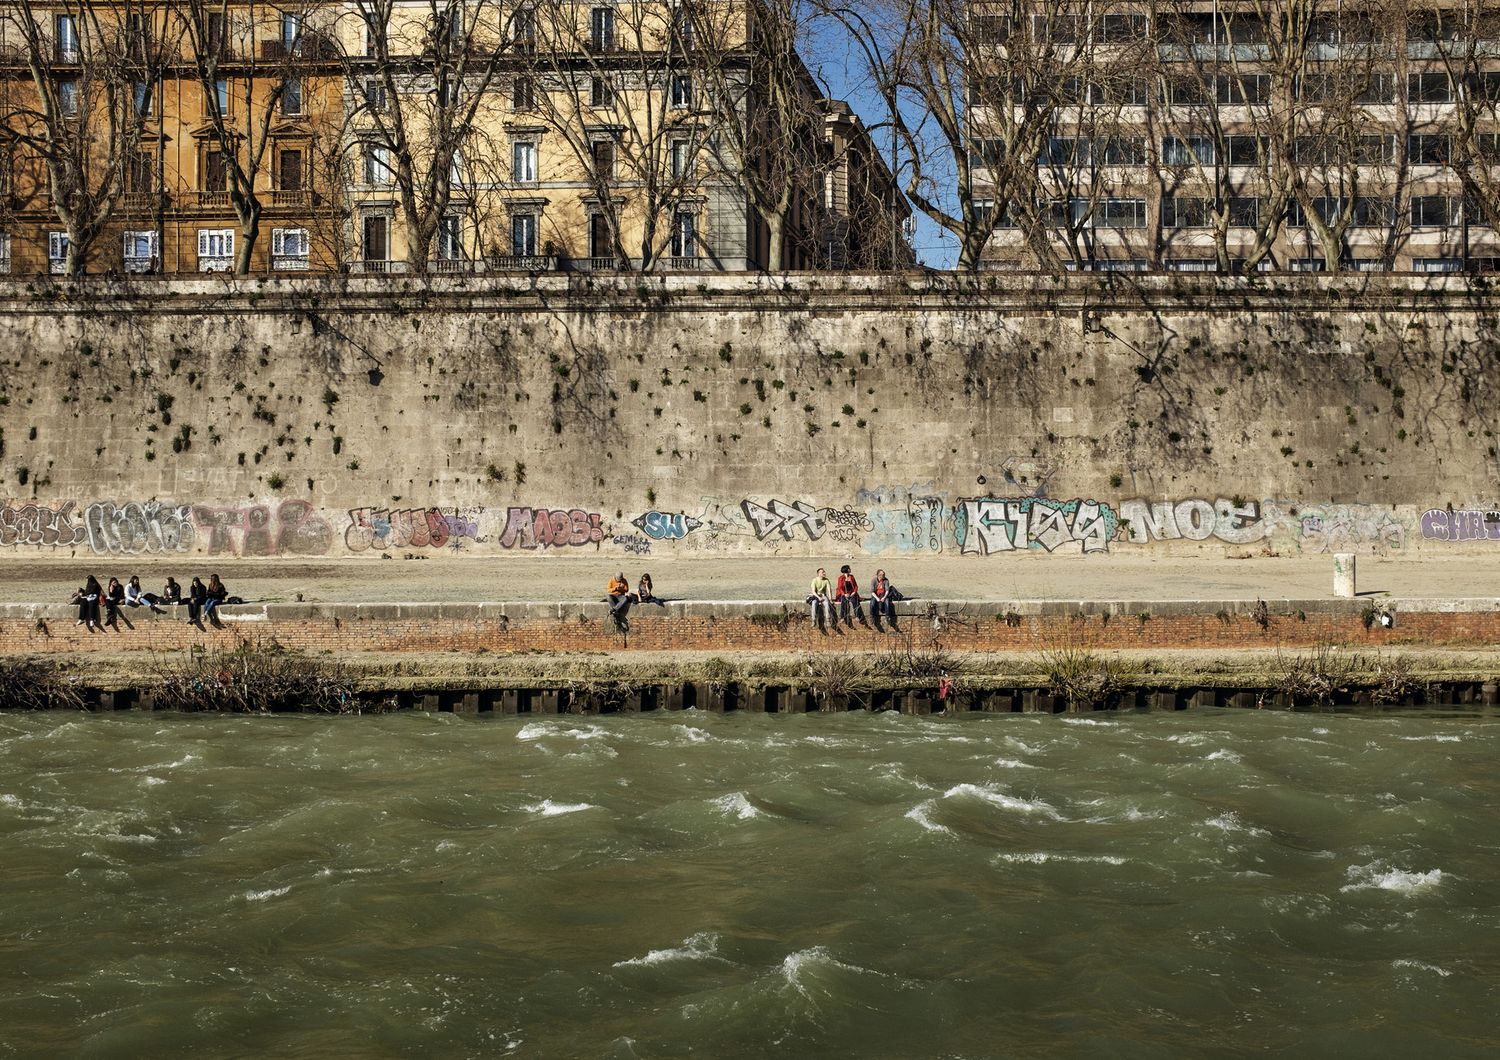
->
xmin=0 ymin=1 xmax=171 ymax=273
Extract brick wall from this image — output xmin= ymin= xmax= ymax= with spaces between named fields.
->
xmin=5 ymin=599 xmax=1496 ymax=654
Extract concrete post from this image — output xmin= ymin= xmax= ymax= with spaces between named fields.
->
xmin=1333 ymin=553 xmax=1357 ymax=598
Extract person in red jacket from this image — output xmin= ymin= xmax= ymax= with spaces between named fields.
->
xmin=835 ymin=564 xmax=867 ymax=628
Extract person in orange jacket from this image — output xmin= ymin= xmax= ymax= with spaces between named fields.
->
xmin=606 ymin=572 xmax=632 ymax=623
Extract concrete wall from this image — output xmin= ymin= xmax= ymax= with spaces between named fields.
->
xmin=1 ymin=271 xmax=1499 ymax=560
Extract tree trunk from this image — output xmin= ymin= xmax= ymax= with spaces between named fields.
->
xmin=766 ymin=215 xmax=786 ymax=272
xmin=235 ymin=205 xmax=261 ymax=274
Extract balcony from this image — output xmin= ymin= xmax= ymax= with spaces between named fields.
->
xmin=345 ymin=260 xmax=409 ymax=275
xmin=490 ymin=255 xmax=558 ymax=272
xmin=571 ymin=256 xmax=627 ymax=272
xmin=198 ymin=255 xmax=233 ymax=273
xmin=430 ymin=258 xmax=482 ymax=274
xmin=272 ymin=255 xmax=310 ymax=271
xmin=271 ymin=188 xmax=312 ymax=207
xmin=197 ymin=190 xmax=231 ymax=208
xmin=121 ymin=191 xmax=168 ymax=211
xmin=55 ymin=46 xmax=79 ymax=64
xmin=663 ymin=256 xmax=705 ymax=271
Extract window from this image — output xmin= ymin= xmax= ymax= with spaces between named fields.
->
xmin=1166 ymin=258 xmax=1217 ymax=272
xmin=971 ymin=14 xmax=1010 ymax=43
xmin=278 ymin=149 xmax=303 ymax=190
xmin=1163 ymin=136 xmax=1214 ymax=166
xmin=1226 ymin=135 xmax=1264 ymax=165
xmin=590 ymin=7 xmax=616 ymax=52
xmin=591 ymin=76 xmax=614 ymax=107
xmin=1355 ymin=135 xmax=1396 ymax=164
xmin=203 ymin=150 xmax=227 ymax=191
xmin=1409 ymin=73 xmax=1452 ymax=104
xmin=363 ymin=78 xmax=388 ymax=113
xmin=1163 ymin=195 xmax=1211 ymax=228
xmin=210 ymin=78 xmax=229 ymax=115
xmin=672 ymin=2 xmax=695 ymax=47
xmin=56 ymin=14 xmax=78 ymax=62
xmin=1408 ymin=134 xmax=1451 ymax=165
xmin=438 ymin=215 xmax=463 ymax=260
xmin=1289 ymin=258 xmax=1325 ymax=272
xmin=592 ymin=139 xmax=615 ymax=180
xmin=206 ymin=12 xmax=226 ymax=55
xmin=0 ymin=233 xmax=9 ymax=274
xmin=437 ymin=77 xmax=461 ymax=107
xmin=512 ymin=141 xmax=537 ymax=182
xmin=1413 ymin=257 xmax=1462 ymax=272
xmin=1228 ymin=197 xmax=1260 ymax=227
xmin=670 ymin=211 xmax=697 ymax=258
xmin=1411 ymin=195 xmax=1456 ymax=227
xmin=282 ymin=78 xmax=303 ymax=116
xmin=670 ymin=138 xmax=689 ymax=179
xmin=512 ymin=76 xmax=535 ymax=111
xmin=272 ymin=227 xmax=310 ymax=269
xmin=1041 ymin=137 xmax=1079 ymax=166
xmin=1096 ymin=198 xmax=1146 ymax=229
xmin=512 ymin=8 xmax=536 ymax=52
xmin=670 ymin=74 xmax=693 ymax=108
xmin=363 ymin=145 xmax=392 ymax=186
xmin=134 ymin=81 xmax=153 ymax=118
xmin=122 ymin=231 xmax=157 ymax=272
xmin=589 ymin=213 xmax=612 ymax=257
xmin=1352 ymin=196 xmax=1394 ymax=227
xmin=1218 ymin=74 xmax=1269 ymax=105
xmin=196 ymin=228 xmax=234 ymax=270
xmin=1359 ymin=73 xmax=1395 ymax=104
xmin=1099 ymin=138 xmax=1144 ymax=165
xmin=48 ymin=232 xmax=69 ymax=274
xmin=1167 ymin=77 xmax=1209 ymax=106
xmin=511 ymin=213 xmax=538 ymax=257
xmin=281 ymin=12 xmax=302 ymax=52
xmin=58 ymin=80 xmax=79 ymax=117
xmin=1350 ymin=257 xmax=1390 ymax=272
xmin=362 ymin=215 xmax=388 ymax=261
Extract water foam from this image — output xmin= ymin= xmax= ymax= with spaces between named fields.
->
xmin=524 ymin=800 xmax=597 ymax=817
xmin=1398 ymin=735 xmax=1462 ymax=743
xmin=943 ymin=783 xmax=1064 ymax=820
xmin=1392 ymin=958 xmax=1452 ymax=977
xmin=994 ymin=852 xmax=1127 ymax=866
xmin=516 ymin=723 xmax=608 ymax=742
xmin=674 ymin=726 xmax=712 ymax=744
xmin=991 ymin=757 xmax=1037 ymax=770
xmin=613 ymin=931 xmax=721 ymax=969
xmin=1204 ymin=749 xmax=1243 ymax=763
xmin=1204 ymin=812 xmax=1270 ymax=838
xmin=243 ymin=886 xmax=291 ymax=902
xmin=904 ymin=801 xmax=953 ymax=835
xmin=711 ymin=792 xmax=762 ymax=820
xmin=1341 ymin=862 xmax=1444 ymax=895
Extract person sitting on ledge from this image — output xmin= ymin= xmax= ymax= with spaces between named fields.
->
xmin=103 ymin=578 xmax=125 ymax=627
xmin=203 ymin=574 xmax=229 ymax=619
xmin=870 ymin=568 xmax=903 ymax=629
xmin=124 ymin=576 xmax=162 ymax=611
xmin=637 ymin=572 xmax=664 ymax=606
xmin=160 ymin=577 xmax=182 ymax=606
xmin=607 ymin=572 xmax=632 ymax=620
xmin=808 ymin=567 xmax=834 ymax=630
xmin=187 ymin=577 xmax=207 ymax=624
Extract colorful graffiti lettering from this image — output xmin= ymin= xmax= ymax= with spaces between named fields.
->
xmin=1420 ymin=508 xmax=1500 ymax=541
xmin=631 ymin=511 xmax=703 ymax=540
xmin=499 ymin=507 xmax=605 ymax=550
xmin=191 ymin=500 xmax=333 ymax=556
xmin=0 ymin=501 xmax=88 ymax=548
xmin=1119 ymin=498 xmax=1266 ymax=545
xmin=956 ymin=498 xmax=1118 ymax=555
xmin=741 ymin=499 xmax=828 ymax=541
xmin=345 ymin=507 xmax=482 ymax=552
xmin=84 ymin=501 xmax=195 ymax=555
xmin=612 ymin=533 xmax=652 ymax=555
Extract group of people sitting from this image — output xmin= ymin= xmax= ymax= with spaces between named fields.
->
xmin=70 ymin=574 xmax=233 ymax=630
xmin=605 ymin=572 xmax=663 ymax=628
xmin=808 ymin=565 xmax=904 ymax=631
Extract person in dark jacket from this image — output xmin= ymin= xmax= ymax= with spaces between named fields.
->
xmin=835 ymin=564 xmax=867 ymax=628
xmin=103 ymin=578 xmax=125 ymax=627
xmin=187 ymin=576 xmax=207 ymax=624
xmin=160 ymin=577 xmax=182 ymax=605
xmin=82 ymin=575 xmax=103 ymax=628
xmin=203 ymin=575 xmax=228 ymax=619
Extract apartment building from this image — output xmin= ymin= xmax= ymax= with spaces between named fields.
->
xmin=0 ymin=1 xmax=906 ymax=277
xmin=968 ymin=1 xmax=1500 ymax=273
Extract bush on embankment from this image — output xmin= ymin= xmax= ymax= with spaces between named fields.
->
xmin=0 ymin=658 xmax=85 ymax=710
xmin=151 ymin=642 xmax=372 ymax=713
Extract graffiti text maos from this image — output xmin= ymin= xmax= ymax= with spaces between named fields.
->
xmin=500 ymin=508 xmax=605 ymax=550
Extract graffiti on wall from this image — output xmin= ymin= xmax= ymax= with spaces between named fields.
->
xmin=499 ymin=507 xmax=605 ymax=550
xmin=345 ymin=507 xmax=483 ymax=552
xmin=856 ymin=486 xmax=948 ymax=554
xmin=0 ymin=502 xmax=88 ymax=548
xmin=612 ymin=533 xmax=652 ymax=555
xmin=631 ymin=511 xmax=703 ymax=541
xmin=1420 ymin=508 xmax=1500 ymax=541
xmin=85 ymin=501 xmax=196 ymax=555
xmin=955 ymin=498 xmax=1118 ymax=555
xmin=1276 ymin=503 xmax=1410 ymax=553
xmin=1119 ymin=498 xmax=1267 ymax=545
xmin=741 ymin=499 xmax=827 ymax=541
xmin=191 ymin=500 xmax=333 ymax=556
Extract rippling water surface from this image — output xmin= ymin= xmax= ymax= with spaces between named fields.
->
xmin=2 ymin=709 xmax=1498 ymax=1057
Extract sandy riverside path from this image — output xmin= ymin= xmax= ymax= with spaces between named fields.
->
xmin=4 ymin=552 xmax=1498 ymax=605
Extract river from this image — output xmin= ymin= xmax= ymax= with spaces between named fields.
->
xmin=1 ymin=710 xmax=1497 ymax=1057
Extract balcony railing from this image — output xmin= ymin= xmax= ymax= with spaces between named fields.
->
xmin=490 ymin=254 xmax=558 ymax=272
xmin=197 ymin=190 xmax=231 ymax=208
xmin=429 ymin=258 xmax=481 ymax=274
xmin=345 ymin=259 xmax=409 ymax=275
xmin=271 ymin=188 xmax=311 ymax=207
xmin=121 ymin=191 xmax=168 ymax=210
xmin=272 ymin=255 xmax=310 ymax=271
xmin=198 ymin=255 xmax=233 ymax=273
xmin=663 ymin=256 xmax=705 ymax=271
xmin=55 ymin=46 xmax=79 ymax=64
xmin=124 ymin=256 xmax=156 ymax=274
xmin=0 ymin=254 xmax=11 ymax=275
xmin=572 ymin=256 xmax=627 ymax=272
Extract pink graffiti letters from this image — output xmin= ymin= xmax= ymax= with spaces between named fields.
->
xmin=500 ymin=507 xmax=605 ymax=550
xmin=345 ymin=507 xmax=482 ymax=552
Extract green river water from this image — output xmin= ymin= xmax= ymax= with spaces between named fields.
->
xmin=1 ymin=709 xmax=1497 ymax=1058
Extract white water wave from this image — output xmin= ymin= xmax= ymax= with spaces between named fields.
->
xmin=523 ymin=799 xmax=597 ymax=817
xmin=710 ymin=792 xmax=763 ymax=820
xmin=1392 ymin=958 xmax=1452 ymax=977
xmin=991 ymin=757 xmax=1037 ymax=770
xmin=994 ymin=852 xmax=1127 ymax=866
xmin=1398 ymin=734 xmax=1462 ymax=743
xmin=1003 ymin=737 xmax=1045 ymax=755
xmin=943 ymin=783 xmax=1064 ymax=820
xmin=1060 ymin=717 xmax=1111 ymax=727
xmin=1204 ymin=749 xmax=1243 ymax=763
xmin=673 ymin=725 xmax=712 ymax=744
xmin=1085 ymin=805 xmax=1166 ymax=824
xmin=1341 ymin=862 xmax=1444 ymax=895
xmin=1204 ymin=812 xmax=1270 ymax=838
xmin=904 ymin=801 xmax=953 ymax=835
xmin=242 ymin=886 xmax=291 ymax=902
xmin=516 ymin=723 xmax=609 ymax=742
xmin=613 ymin=931 xmax=721 ymax=969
